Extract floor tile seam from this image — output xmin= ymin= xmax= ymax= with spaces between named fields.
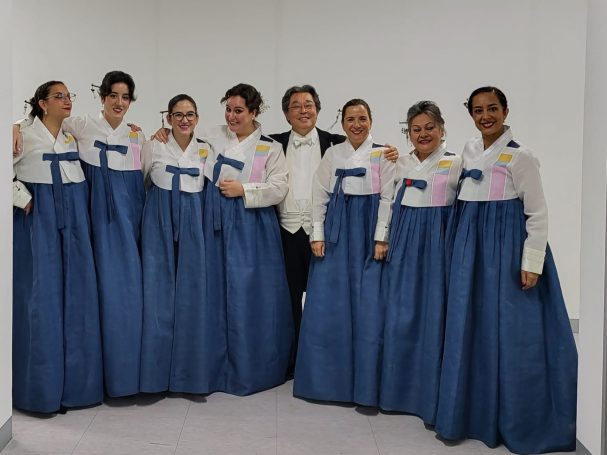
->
xmin=174 ymin=401 xmax=192 ymax=454
xmin=70 ymin=409 xmax=99 ymax=455
xmin=366 ymin=415 xmax=381 ymax=455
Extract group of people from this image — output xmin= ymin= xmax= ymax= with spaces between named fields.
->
xmin=11 ymin=71 xmax=577 ymax=454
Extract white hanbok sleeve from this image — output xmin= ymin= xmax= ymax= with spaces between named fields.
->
xmin=242 ymin=143 xmax=289 ymax=208
xmin=310 ymin=149 xmax=333 ymax=242
xmin=59 ymin=116 xmax=87 ymax=137
xmin=12 ymin=137 xmax=31 ymax=208
xmin=511 ymin=149 xmax=548 ymax=274
xmin=375 ymin=151 xmax=397 ymax=242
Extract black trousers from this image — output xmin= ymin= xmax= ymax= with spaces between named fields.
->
xmin=280 ymin=226 xmax=312 ymax=375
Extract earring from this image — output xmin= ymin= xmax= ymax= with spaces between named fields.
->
xmin=43 ymin=110 xmax=48 ymax=116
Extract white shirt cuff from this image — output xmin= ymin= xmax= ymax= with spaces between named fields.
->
xmin=310 ymin=222 xmax=325 ymax=242
xmin=242 ymin=183 xmax=260 ymax=208
xmin=522 ymin=247 xmax=545 ymax=274
xmin=13 ymin=181 xmax=32 ymax=208
xmin=374 ymin=221 xmax=389 ymax=242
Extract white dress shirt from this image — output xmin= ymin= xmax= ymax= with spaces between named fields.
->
xmin=277 ymin=129 xmax=322 ymax=234
xmin=202 ymin=124 xmax=288 ymax=208
xmin=395 ymin=144 xmax=462 ymax=207
xmin=141 ymin=134 xmax=209 ymax=193
xmin=458 ymin=127 xmax=548 ymax=274
xmin=311 ymin=135 xmax=396 ymax=242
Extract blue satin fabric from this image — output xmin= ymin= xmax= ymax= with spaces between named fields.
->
xmin=294 ymin=194 xmax=385 ymax=406
xmin=92 ymin=140 xmax=129 ymax=221
xmin=435 ymin=199 xmax=577 ymax=454
xmin=41 ymin=151 xmax=80 ymax=230
xmin=380 ymin=205 xmax=451 ymax=423
xmin=81 ymin=162 xmax=144 ymax=397
xmin=13 ymin=182 xmax=102 ymax=413
xmin=202 ymin=181 xmax=293 ymax=395
xmin=139 ymin=184 xmax=208 ymax=393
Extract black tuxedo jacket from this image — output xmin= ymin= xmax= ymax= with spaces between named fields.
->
xmin=269 ymin=128 xmax=346 ymax=157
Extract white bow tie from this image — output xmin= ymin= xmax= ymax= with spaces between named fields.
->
xmin=293 ymin=137 xmax=314 ymax=148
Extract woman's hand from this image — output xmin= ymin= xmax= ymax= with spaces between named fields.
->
xmin=127 ymin=123 xmax=142 ymax=132
xmin=152 ymin=127 xmax=170 ymax=143
xmin=13 ymin=124 xmax=22 ymax=156
xmin=521 ymin=270 xmax=539 ymax=290
xmin=311 ymin=241 xmax=325 ymax=258
xmin=383 ymin=144 xmax=399 ymax=162
xmin=219 ymin=179 xmax=244 ymax=198
xmin=23 ymin=200 xmax=33 ymax=216
xmin=374 ymin=241 xmax=388 ymax=261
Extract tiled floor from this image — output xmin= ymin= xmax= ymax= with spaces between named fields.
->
xmin=2 ymin=381 xmax=575 ymax=455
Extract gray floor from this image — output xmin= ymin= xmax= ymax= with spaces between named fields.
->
xmin=1 ymin=381 xmax=575 ymax=455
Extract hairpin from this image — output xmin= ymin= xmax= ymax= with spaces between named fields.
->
xmin=327 ymin=108 xmax=342 ymax=131
xmin=90 ymin=83 xmax=101 ymax=99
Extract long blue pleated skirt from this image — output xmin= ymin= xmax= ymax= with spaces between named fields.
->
xmin=81 ymin=162 xmax=144 ymax=397
xmin=13 ymin=182 xmax=103 ymax=413
xmin=380 ymin=205 xmax=451 ymax=423
xmin=435 ymin=199 xmax=577 ymax=454
xmin=202 ymin=182 xmax=293 ymax=395
xmin=294 ymin=194 xmax=385 ymax=406
xmin=139 ymin=185 xmax=208 ymax=393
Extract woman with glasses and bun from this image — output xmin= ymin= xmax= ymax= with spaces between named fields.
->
xmin=139 ymin=94 xmax=210 ymax=393
xmin=13 ymin=80 xmax=102 ymax=413
xmin=13 ymin=70 xmax=145 ymax=399
xmin=435 ymin=86 xmax=577 ymax=454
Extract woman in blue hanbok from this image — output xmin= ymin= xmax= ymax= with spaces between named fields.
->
xmin=139 ymin=94 xmax=209 ymax=393
xmin=435 ymin=87 xmax=577 ymax=454
xmin=13 ymin=81 xmax=102 ymax=413
xmin=202 ymin=83 xmax=293 ymax=395
xmin=294 ymin=99 xmax=396 ymax=406
xmin=379 ymin=101 xmax=462 ymax=423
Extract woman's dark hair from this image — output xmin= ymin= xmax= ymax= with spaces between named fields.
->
xmin=220 ymin=83 xmax=264 ymax=115
xmin=405 ymin=100 xmax=445 ymax=140
xmin=281 ymin=85 xmax=321 ymax=114
xmin=466 ymin=86 xmax=507 ymax=115
xmin=99 ymin=70 xmax=137 ymax=101
xmin=28 ymin=80 xmax=65 ymax=120
xmin=341 ymin=98 xmax=372 ymax=122
xmin=168 ymin=94 xmax=197 ymax=114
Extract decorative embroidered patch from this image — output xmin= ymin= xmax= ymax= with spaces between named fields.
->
xmin=249 ymin=143 xmax=271 ymax=183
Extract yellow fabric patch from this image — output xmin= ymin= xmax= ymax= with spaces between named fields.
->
xmin=64 ymin=134 xmax=75 ymax=144
xmin=438 ymin=159 xmax=453 ymax=169
xmin=497 ymin=153 xmax=513 ymax=164
xmin=370 ymin=150 xmax=382 ymax=159
xmin=256 ymin=144 xmax=271 ymax=153
xmin=199 ymin=148 xmax=208 ymax=158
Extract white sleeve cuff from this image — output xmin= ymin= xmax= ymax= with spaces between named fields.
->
xmin=522 ymin=247 xmax=545 ymax=274
xmin=13 ymin=181 xmax=32 ymax=208
xmin=374 ymin=221 xmax=389 ymax=242
xmin=311 ymin=222 xmax=325 ymax=241
xmin=242 ymin=183 xmax=260 ymax=208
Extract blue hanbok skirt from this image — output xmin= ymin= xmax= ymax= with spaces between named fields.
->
xmin=294 ymin=194 xmax=385 ymax=406
xmin=202 ymin=182 xmax=293 ymax=395
xmin=13 ymin=182 xmax=103 ymax=413
xmin=139 ymin=185 xmax=208 ymax=393
xmin=82 ymin=162 xmax=144 ymax=397
xmin=435 ymin=199 xmax=577 ymax=454
xmin=380 ymin=205 xmax=451 ymax=423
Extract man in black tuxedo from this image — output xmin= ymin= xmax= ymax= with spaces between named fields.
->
xmin=270 ymin=85 xmax=345 ymax=378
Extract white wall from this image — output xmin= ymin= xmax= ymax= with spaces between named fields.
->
xmin=12 ymin=0 xmax=585 ymax=318
xmin=577 ymin=0 xmax=607 ymax=452
xmin=1 ymin=0 xmax=13 ymax=445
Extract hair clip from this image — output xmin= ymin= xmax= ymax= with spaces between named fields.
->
xmin=399 ymin=121 xmax=408 ymax=136
xmin=160 ymin=110 xmax=169 ymax=128
xmin=90 ymin=83 xmax=101 ymax=99
xmin=327 ymin=108 xmax=342 ymax=131
xmin=23 ymin=99 xmax=33 ymax=115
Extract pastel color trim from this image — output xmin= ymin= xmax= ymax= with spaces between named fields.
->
xmin=250 ymin=142 xmax=271 ymax=183
xmin=489 ymin=165 xmax=508 ymax=199
xmin=431 ymin=172 xmax=448 ymax=206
